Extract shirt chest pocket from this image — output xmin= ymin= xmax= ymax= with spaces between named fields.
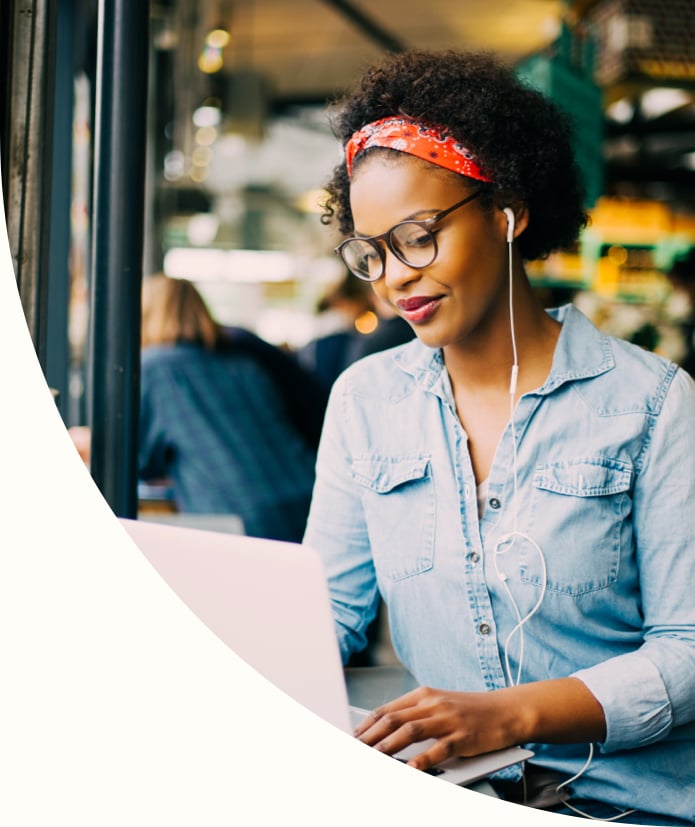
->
xmin=525 ymin=457 xmax=633 ymax=595
xmin=350 ymin=456 xmax=435 ymax=582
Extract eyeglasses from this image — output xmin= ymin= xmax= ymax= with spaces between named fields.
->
xmin=335 ymin=190 xmax=481 ymax=282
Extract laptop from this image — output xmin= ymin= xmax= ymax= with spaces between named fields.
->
xmin=119 ymin=517 xmax=533 ymax=786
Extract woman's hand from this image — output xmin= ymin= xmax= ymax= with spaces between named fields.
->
xmin=353 ymin=678 xmax=606 ymax=773
xmin=353 ymin=685 xmax=520 ymax=771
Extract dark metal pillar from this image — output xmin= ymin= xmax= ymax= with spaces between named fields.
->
xmin=88 ymin=0 xmax=149 ymax=517
xmin=1 ymin=0 xmax=85 ymax=422
xmin=43 ymin=0 xmax=77 ymax=418
xmin=2 ymin=0 xmax=55 ymax=361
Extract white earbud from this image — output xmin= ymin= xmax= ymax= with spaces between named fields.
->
xmin=503 ymin=207 xmax=515 ymax=243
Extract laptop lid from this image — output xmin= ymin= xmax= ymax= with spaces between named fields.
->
xmin=119 ymin=517 xmax=352 ymax=732
xmin=120 ymin=518 xmax=533 ymax=785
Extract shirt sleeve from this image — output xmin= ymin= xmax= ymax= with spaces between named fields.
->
xmin=303 ymin=376 xmax=381 ymax=664
xmin=573 ymin=367 xmax=695 ymax=752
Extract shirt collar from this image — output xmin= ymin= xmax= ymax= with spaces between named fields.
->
xmin=392 ymin=304 xmax=615 ymax=394
xmin=541 ymin=304 xmax=615 ymax=393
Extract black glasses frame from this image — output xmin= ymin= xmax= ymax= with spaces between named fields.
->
xmin=335 ymin=189 xmax=482 ymax=282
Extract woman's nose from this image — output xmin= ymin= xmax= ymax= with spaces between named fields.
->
xmin=382 ymin=249 xmax=421 ymax=289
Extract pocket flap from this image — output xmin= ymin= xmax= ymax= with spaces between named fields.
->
xmin=534 ymin=458 xmax=632 ymax=497
xmin=350 ymin=456 xmax=430 ymax=494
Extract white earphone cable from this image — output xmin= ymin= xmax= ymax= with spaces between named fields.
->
xmin=503 ymin=222 xmax=636 ymax=819
xmin=555 ymin=744 xmax=637 ymax=821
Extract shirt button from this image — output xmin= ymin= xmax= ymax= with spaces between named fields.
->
xmin=489 ymin=498 xmax=501 ymax=510
xmin=468 ymin=552 xmax=480 ymax=564
xmin=464 ymin=484 xmax=472 ymax=499
xmin=478 ymin=623 xmax=491 ymax=635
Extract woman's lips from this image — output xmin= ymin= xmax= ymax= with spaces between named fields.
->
xmin=396 ymin=296 xmax=443 ymax=324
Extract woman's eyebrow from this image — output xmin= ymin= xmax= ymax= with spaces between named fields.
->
xmin=352 ymin=206 xmax=440 ymax=237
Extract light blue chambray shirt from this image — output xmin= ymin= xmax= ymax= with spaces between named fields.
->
xmin=304 ymin=304 xmax=695 ymax=821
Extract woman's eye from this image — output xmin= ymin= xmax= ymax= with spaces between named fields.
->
xmin=403 ymin=228 xmax=433 ymax=249
xmin=395 ymin=224 xmax=432 ymax=249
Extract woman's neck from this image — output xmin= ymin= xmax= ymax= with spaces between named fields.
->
xmin=443 ymin=295 xmax=561 ymax=399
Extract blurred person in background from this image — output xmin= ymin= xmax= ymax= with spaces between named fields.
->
xmin=297 ymin=271 xmax=375 ymax=391
xmin=219 ymin=320 xmax=328 ymax=453
xmin=298 ymin=272 xmax=415 ymax=395
xmin=137 ymin=274 xmax=320 ymax=542
xmin=347 ymin=290 xmax=415 ymax=362
xmin=73 ymin=275 xmax=322 ymax=543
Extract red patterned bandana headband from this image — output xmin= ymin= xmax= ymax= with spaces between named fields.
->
xmin=344 ymin=115 xmax=494 ymax=183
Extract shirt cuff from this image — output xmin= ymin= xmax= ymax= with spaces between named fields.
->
xmin=572 ymin=652 xmax=672 ymax=752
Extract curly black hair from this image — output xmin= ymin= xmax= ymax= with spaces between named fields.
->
xmin=322 ymin=50 xmax=588 ymax=262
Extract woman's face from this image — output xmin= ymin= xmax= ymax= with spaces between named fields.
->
xmin=348 ymin=153 xmax=512 ymax=353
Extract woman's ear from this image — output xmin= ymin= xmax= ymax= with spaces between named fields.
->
xmin=503 ymin=207 xmax=516 ymax=242
xmin=498 ymin=203 xmax=529 ymax=242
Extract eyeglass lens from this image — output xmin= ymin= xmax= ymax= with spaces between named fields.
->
xmin=341 ymin=221 xmax=437 ymax=281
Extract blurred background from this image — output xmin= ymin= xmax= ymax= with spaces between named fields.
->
xmin=1 ymin=0 xmax=694 ymax=517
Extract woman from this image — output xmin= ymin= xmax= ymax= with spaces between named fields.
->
xmin=139 ymin=274 xmax=319 ymax=542
xmin=303 ymin=50 xmax=695 ymax=823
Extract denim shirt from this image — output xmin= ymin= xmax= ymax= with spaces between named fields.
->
xmin=304 ymin=304 xmax=695 ymax=821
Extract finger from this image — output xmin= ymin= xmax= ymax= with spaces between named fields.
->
xmin=352 ymin=688 xmax=427 ymax=737
xmin=352 ymin=707 xmax=381 ymax=738
xmin=359 ymin=709 xmax=439 ymax=756
xmin=404 ymin=736 xmax=463 ymax=772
